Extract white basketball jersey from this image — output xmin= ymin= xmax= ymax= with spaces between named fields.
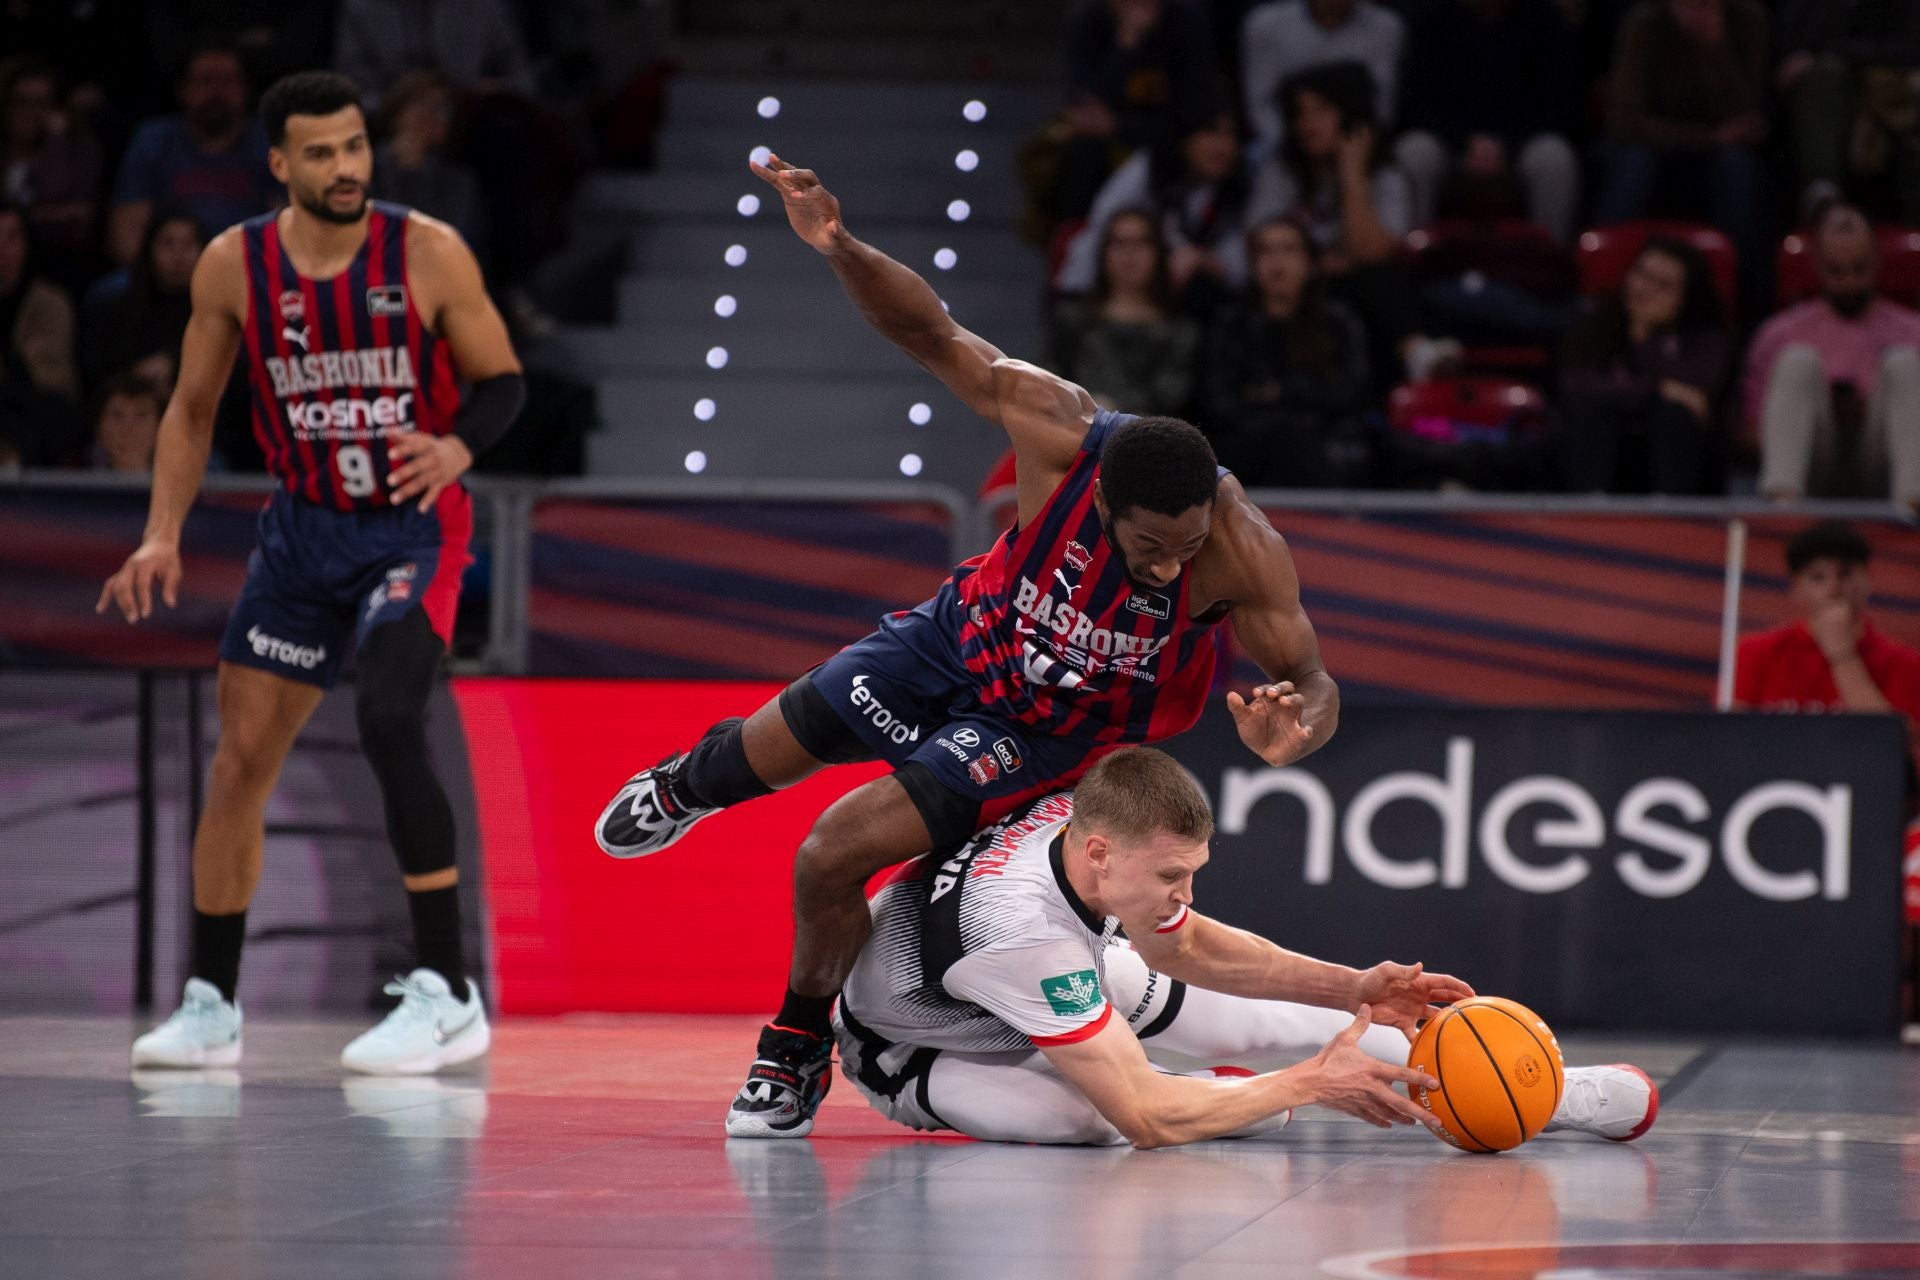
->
xmin=840 ymin=792 xmax=1125 ymax=1054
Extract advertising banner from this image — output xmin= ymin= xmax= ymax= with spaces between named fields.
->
xmin=454 ymin=681 xmax=1907 ymax=1034
xmin=1183 ymin=707 xmax=1907 ymax=1036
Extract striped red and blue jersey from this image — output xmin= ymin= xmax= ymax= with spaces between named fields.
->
xmin=239 ymin=201 xmax=461 ymax=511
xmin=947 ymin=410 xmax=1224 ymax=744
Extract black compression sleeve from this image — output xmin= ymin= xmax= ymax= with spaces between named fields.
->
xmin=452 ymin=372 xmax=526 ymax=457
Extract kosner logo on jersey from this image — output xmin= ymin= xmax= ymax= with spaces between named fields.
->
xmin=1217 ymin=736 xmax=1853 ymax=904
xmin=265 ymin=346 xmax=420 ymax=439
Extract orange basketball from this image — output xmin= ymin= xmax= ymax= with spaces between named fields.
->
xmin=1407 ymin=996 xmax=1565 ymax=1153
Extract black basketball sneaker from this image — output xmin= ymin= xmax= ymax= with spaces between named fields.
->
xmin=594 ymin=751 xmax=718 ymax=858
xmin=724 ymin=1025 xmax=834 ymax=1139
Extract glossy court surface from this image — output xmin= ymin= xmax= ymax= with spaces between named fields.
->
xmin=5 ymin=1014 xmax=1919 ymax=1279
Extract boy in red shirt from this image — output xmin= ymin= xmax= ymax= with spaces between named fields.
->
xmin=1735 ymin=520 xmax=1920 ymax=732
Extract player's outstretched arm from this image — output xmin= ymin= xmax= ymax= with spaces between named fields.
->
xmin=1208 ymin=479 xmax=1339 ymax=765
xmin=1129 ymin=912 xmax=1474 ymax=1042
xmin=750 ymin=154 xmax=1088 ymax=486
xmin=1042 ymin=1005 xmax=1440 ymax=1147
xmin=96 ymin=230 xmax=245 ymax=623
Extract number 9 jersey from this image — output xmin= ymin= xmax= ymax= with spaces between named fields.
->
xmin=239 ymin=200 xmax=460 ymax=510
xmin=216 ymin=202 xmax=472 ymax=690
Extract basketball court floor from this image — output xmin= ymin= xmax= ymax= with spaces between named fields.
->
xmin=5 ymin=1014 xmax=1918 ymax=1279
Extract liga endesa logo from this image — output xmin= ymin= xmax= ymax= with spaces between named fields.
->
xmin=1216 ymin=737 xmax=1857 ymax=903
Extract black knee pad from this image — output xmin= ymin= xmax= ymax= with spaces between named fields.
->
xmin=892 ymin=760 xmax=983 ymax=853
xmin=682 ymin=716 xmax=774 ymax=808
xmin=355 ymin=610 xmax=454 ymax=878
xmin=356 ymin=611 xmax=441 ymax=712
xmin=779 ymin=674 xmax=879 ymax=767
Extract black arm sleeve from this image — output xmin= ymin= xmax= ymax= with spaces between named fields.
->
xmin=451 ymin=372 xmax=526 ymax=457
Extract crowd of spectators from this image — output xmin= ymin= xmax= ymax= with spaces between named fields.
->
xmin=1034 ymin=0 xmax=1920 ymax=505
xmin=0 ymin=0 xmax=667 ymax=477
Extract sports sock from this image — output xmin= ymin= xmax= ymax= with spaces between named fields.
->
xmin=681 ymin=717 xmax=774 ymax=809
xmin=407 ymin=884 xmax=467 ymax=994
xmin=771 ymin=987 xmax=835 ymax=1040
xmin=190 ymin=909 xmax=246 ymax=1004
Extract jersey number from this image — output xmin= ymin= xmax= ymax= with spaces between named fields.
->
xmin=336 ymin=444 xmax=377 ymax=498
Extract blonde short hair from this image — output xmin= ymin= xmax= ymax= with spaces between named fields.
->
xmin=1072 ymin=748 xmax=1213 ymax=844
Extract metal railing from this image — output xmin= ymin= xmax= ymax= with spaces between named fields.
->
xmin=7 ymin=468 xmax=1914 ymax=683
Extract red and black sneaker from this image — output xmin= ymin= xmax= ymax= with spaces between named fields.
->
xmin=594 ymin=751 xmax=717 ymax=859
xmin=725 ymin=1025 xmax=834 ymax=1139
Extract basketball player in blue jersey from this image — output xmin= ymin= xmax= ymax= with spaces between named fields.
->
xmin=596 ymin=155 xmax=1344 ymax=1138
xmin=98 ymin=72 xmax=525 ymax=1074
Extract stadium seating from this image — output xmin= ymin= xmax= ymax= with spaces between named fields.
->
xmin=1404 ymin=219 xmax=1571 ymax=374
xmin=1776 ymin=225 xmax=1920 ymax=307
xmin=1576 ymin=220 xmax=1738 ymax=312
xmin=1388 ymin=376 xmax=1547 ymax=433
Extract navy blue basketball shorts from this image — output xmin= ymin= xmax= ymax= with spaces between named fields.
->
xmin=217 ymin=486 xmax=473 ymax=689
xmin=793 ymin=598 xmax=1121 ymax=841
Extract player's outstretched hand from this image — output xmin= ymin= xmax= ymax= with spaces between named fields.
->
xmin=1227 ymin=681 xmax=1313 ymax=766
xmin=1304 ymin=1006 xmax=1444 ymax=1132
xmin=750 ymin=153 xmax=848 ymax=254
xmin=387 ymin=433 xmax=473 ymax=513
xmin=1353 ymin=961 xmax=1476 ymax=1043
xmin=96 ymin=538 xmax=183 ymax=625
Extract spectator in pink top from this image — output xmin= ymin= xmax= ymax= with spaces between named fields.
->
xmin=1748 ymin=204 xmax=1920 ymax=510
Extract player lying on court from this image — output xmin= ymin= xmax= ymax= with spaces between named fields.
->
xmin=597 ymin=153 xmax=1345 ymax=1137
xmin=834 ymin=748 xmax=1658 ymax=1148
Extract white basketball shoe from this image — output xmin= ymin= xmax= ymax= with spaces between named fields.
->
xmin=131 ymin=978 xmax=242 ymax=1068
xmin=340 ymin=969 xmax=490 ymax=1076
xmin=1545 ymin=1064 xmax=1659 ymax=1141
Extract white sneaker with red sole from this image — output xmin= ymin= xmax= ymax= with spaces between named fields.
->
xmin=1545 ymin=1064 xmax=1659 ymax=1141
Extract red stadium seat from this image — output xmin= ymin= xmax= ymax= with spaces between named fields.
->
xmin=1388 ymin=376 xmax=1546 ymax=431
xmin=979 ymin=446 xmax=1017 ymax=496
xmin=1777 ymin=225 xmax=1920 ymax=307
xmin=1045 ymin=218 xmax=1087 ymax=292
xmin=1577 ymin=221 xmax=1738 ymax=311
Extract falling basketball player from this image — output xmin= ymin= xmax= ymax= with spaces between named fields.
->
xmin=834 ymin=748 xmax=1657 ymax=1148
xmin=598 ymin=153 xmax=1344 ymax=1137
xmin=98 ymin=71 xmax=525 ymax=1074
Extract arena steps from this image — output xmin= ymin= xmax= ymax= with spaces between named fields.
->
xmin=559 ymin=74 xmax=1051 ymax=486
